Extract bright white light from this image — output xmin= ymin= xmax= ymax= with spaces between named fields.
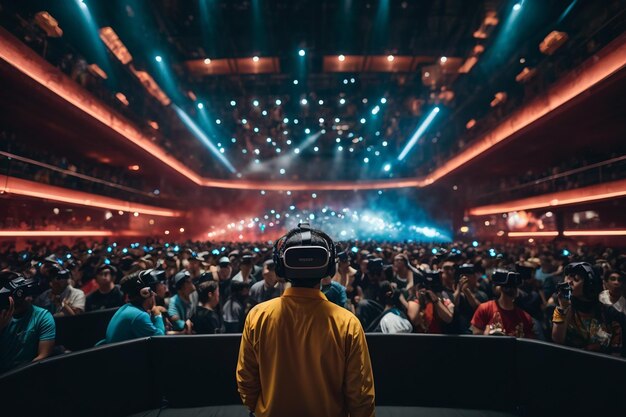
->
xmin=253 ymin=56 xmax=259 ymax=62
xmin=283 ymin=117 xmax=289 ymax=123
xmin=286 ymin=139 xmax=292 ymax=145
xmin=513 ymin=3 xmax=522 ymax=11
xmin=338 ymin=146 xmax=343 ymax=151
xmin=360 ymin=118 xmax=366 ymax=124
xmin=215 ymin=119 xmax=221 ymax=124
xmin=301 ymin=98 xmax=308 ymax=105
xmin=311 ymin=193 xmax=317 ymax=198
xmin=155 ymin=55 xmax=162 ymax=62
xmin=280 ymin=168 xmax=286 ymax=174
xmin=275 ymin=99 xmax=282 ymax=105
xmin=298 ymin=49 xmax=305 ymax=57
xmin=363 ymin=157 xmax=369 ymax=163
xmin=260 ymin=190 xmax=265 ymax=195
xmin=262 ymin=110 xmax=267 ymax=116
xmin=371 ymin=105 xmax=380 ymax=115
xmin=387 ymin=55 xmax=394 ymax=62
xmin=336 ymin=138 xmax=341 ymax=143
xmin=197 ymin=102 xmax=204 ymax=109
xmin=339 ymin=98 xmax=346 ymax=105
xmin=241 ymin=118 xmax=247 ymax=124
xmin=338 ymin=54 xmax=345 ymax=61
xmin=294 ymin=119 xmax=299 ymax=124
xmin=276 ymin=148 xmax=281 ymax=153
xmin=253 ymin=127 xmax=259 ymax=133
xmin=334 ymin=117 xmax=340 ymax=123
xmin=384 ymin=163 xmax=391 ymax=172
xmin=204 ymin=58 xmax=211 ymax=64
xmin=230 ymin=100 xmax=236 ymax=106
xmin=253 ymin=99 xmax=259 ymax=107
xmin=266 ymin=137 xmax=272 ymax=143
xmin=318 ymin=99 xmax=324 ymax=105
xmin=254 ymin=149 xmax=260 ymax=154
xmin=305 ymin=128 xmax=311 ymax=134
xmin=397 ymin=106 xmax=440 ymax=161
xmin=343 ymin=79 xmax=348 ymax=85
xmin=440 ymin=56 xmax=448 ymax=63
xmin=219 ymin=148 xmax=225 ymax=153
xmin=381 ymin=97 xmax=387 ymax=104
xmin=314 ymin=146 xmax=319 ymax=152
xmin=293 ymin=79 xmax=299 ymax=85
xmin=294 ymin=148 xmax=300 ymax=154
xmin=350 ymin=78 xmax=355 ymax=84
xmin=231 ymin=138 xmax=237 ymax=143
xmin=318 ymin=118 xmax=324 ymax=124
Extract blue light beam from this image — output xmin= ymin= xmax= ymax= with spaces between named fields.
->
xmin=172 ymin=105 xmax=236 ymax=173
xmin=397 ymin=107 xmax=440 ymax=161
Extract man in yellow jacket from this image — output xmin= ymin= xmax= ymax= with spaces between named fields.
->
xmin=236 ymin=223 xmax=375 ymax=417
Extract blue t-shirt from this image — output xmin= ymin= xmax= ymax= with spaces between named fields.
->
xmin=321 ymin=281 xmax=348 ymax=308
xmin=168 ymin=294 xmax=192 ymax=331
xmin=0 ymin=305 xmax=55 ymax=373
xmin=104 ymin=303 xmax=165 ymax=344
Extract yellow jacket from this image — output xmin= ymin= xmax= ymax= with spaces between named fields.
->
xmin=236 ymin=287 xmax=375 ymax=417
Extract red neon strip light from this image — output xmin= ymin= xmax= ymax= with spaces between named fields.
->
xmin=0 ymin=230 xmax=113 ymax=237
xmin=1 ymin=28 xmax=625 ymax=190
xmin=469 ymin=179 xmax=626 ymax=216
xmin=508 ymin=231 xmax=559 ymax=237
xmin=563 ymin=230 xmax=626 ymax=236
xmin=0 ymin=176 xmax=182 ymax=217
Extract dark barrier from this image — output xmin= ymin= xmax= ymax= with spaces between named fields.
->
xmin=1 ymin=335 xmax=625 ymax=417
xmin=54 ymin=307 xmax=118 ymax=351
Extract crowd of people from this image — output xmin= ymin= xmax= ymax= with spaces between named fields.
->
xmin=1 ymin=237 xmax=624 ymax=374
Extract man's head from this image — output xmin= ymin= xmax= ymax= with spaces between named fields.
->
xmin=0 ymin=272 xmax=37 ymax=314
xmin=492 ymin=270 xmax=521 ymax=299
xmin=393 ymin=254 xmax=409 ymax=274
xmin=96 ymin=264 xmax=117 ymax=290
xmin=604 ymin=271 xmax=624 ymax=294
xmin=49 ymin=266 xmax=70 ymax=294
xmin=273 ymin=222 xmax=336 ymax=288
xmin=120 ymin=272 xmax=156 ymax=311
xmin=197 ymin=280 xmax=219 ymax=308
xmin=262 ymin=260 xmax=278 ymax=287
xmin=173 ymin=270 xmax=195 ymax=296
xmin=217 ymin=257 xmax=232 ymax=280
xmin=230 ymin=280 xmax=250 ymax=301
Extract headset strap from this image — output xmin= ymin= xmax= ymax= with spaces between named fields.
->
xmin=298 ymin=222 xmax=311 ymax=245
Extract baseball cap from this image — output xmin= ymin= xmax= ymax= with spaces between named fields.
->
xmin=218 ymin=257 xmax=230 ymax=265
xmin=173 ymin=270 xmax=192 ymax=290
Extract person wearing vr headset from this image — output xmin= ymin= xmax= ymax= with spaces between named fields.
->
xmin=103 ymin=271 xmax=166 ymax=344
xmin=0 ymin=272 xmax=56 ymax=374
xmin=552 ymin=262 xmax=624 ymax=355
xmin=471 ymin=270 xmax=534 ymax=338
xmin=85 ymin=264 xmax=124 ymax=312
xmin=168 ymin=270 xmax=197 ymax=332
xmin=34 ymin=265 xmax=85 ymax=317
xmin=236 ymin=223 xmax=375 ymax=417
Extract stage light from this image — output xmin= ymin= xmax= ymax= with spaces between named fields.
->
xmin=283 ymin=117 xmax=289 ymax=123
xmin=173 ymin=105 xmax=236 ymax=173
xmin=280 ymin=168 xmax=286 ymax=174
xmin=293 ymin=79 xmax=299 ymax=85
xmin=286 ymin=139 xmax=292 ymax=145
xmin=338 ymin=54 xmax=345 ymax=61
xmin=338 ymin=146 xmax=344 ymax=151
xmin=362 ymin=98 xmax=368 ymax=104
xmin=266 ymin=137 xmax=272 ymax=143
xmin=253 ymin=56 xmax=259 ymax=62
xmin=275 ymin=99 xmax=282 ymax=105
xmin=371 ymin=105 xmax=380 ymax=115
xmin=241 ymin=118 xmax=248 ymax=124
xmin=318 ymin=99 xmax=324 ymax=105
xmin=254 ymin=149 xmax=260 ymax=154
xmin=350 ymin=78 xmax=355 ymax=84
xmin=440 ymin=56 xmax=448 ymax=63
xmin=382 ymin=141 xmax=388 ymax=147
xmin=381 ymin=97 xmax=387 ymax=104
xmin=364 ymin=157 xmax=369 ymax=163
xmin=334 ymin=117 xmax=340 ymax=123
xmin=216 ymin=119 xmax=221 ymax=124
xmin=305 ymin=128 xmax=311 ymax=134
xmin=398 ymin=106 xmax=440 ymax=161
xmin=343 ymin=79 xmax=348 ymax=85
xmin=230 ymin=100 xmax=236 ymax=107
xmin=314 ymin=146 xmax=319 ymax=152
xmin=231 ymin=138 xmax=237 ymax=143
xmin=294 ymin=148 xmax=300 ymax=154
xmin=276 ymin=148 xmax=281 ymax=153
xmin=336 ymin=138 xmax=341 ymax=143
xmin=253 ymin=99 xmax=259 ymax=107
xmin=360 ymin=118 xmax=366 ymax=124
xmin=155 ymin=55 xmax=162 ymax=62
xmin=294 ymin=119 xmax=299 ymax=124
xmin=311 ymin=193 xmax=317 ymax=198
xmin=301 ymin=98 xmax=308 ymax=105
xmin=204 ymin=58 xmax=211 ymax=64
xmin=319 ymin=117 xmax=324 ymax=124
xmin=383 ymin=163 xmax=391 ymax=172
xmin=197 ymin=102 xmax=203 ymax=109
xmin=387 ymin=55 xmax=394 ymax=62
xmin=262 ymin=110 xmax=267 ymax=116
xmin=298 ymin=49 xmax=305 ymax=56
xmin=253 ymin=127 xmax=259 ymax=133
xmin=513 ymin=2 xmax=522 ymax=11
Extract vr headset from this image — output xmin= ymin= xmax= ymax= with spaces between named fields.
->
xmin=420 ymin=270 xmax=443 ymax=293
xmin=367 ymin=258 xmax=384 ymax=275
xmin=564 ymin=261 xmax=601 ymax=298
xmin=492 ymin=270 xmax=521 ymax=287
xmin=0 ymin=272 xmax=38 ymax=310
xmin=455 ymin=263 xmax=475 ymax=281
xmin=274 ymin=222 xmax=336 ymax=280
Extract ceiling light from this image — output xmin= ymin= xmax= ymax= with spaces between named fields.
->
xmin=440 ymin=56 xmax=448 ymax=63
xmin=513 ymin=3 xmax=522 ymax=11
xmin=203 ymin=58 xmax=211 ymax=64
xmin=155 ymin=55 xmax=162 ymax=62
xmin=197 ymin=102 xmax=204 ymax=109
xmin=338 ymin=54 xmax=345 ymax=61
xmin=387 ymin=55 xmax=394 ymax=62
xmin=253 ymin=56 xmax=259 ymax=62
xmin=298 ymin=49 xmax=305 ymax=57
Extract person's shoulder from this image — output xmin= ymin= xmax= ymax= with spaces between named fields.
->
xmin=31 ymin=304 xmax=54 ymax=320
xmin=476 ymin=299 xmax=494 ymax=312
xmin=69 ymin=285 xmax=85 ymax=296
xmin=250 ymin=280 xmax=264 ymax=290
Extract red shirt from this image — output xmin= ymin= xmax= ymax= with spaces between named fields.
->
xmin=471 ymin=300 xmax=534 ymax=338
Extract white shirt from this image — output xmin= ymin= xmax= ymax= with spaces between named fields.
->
xmin=380 ymin=310 xmax=413 ymax=334
xmin=599 ymin=290 xmax=626 ymax=313
xmin=35 ymin=285 xmax=86 ymax=316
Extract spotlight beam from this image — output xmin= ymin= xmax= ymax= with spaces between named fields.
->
xmin=398 ymin=107 xmax=440 ymax=161
xmin=172 ymin=105 xmax=236 ymax=173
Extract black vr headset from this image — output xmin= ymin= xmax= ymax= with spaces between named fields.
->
xmin=0 ymin=272 xmax=38 ymax=310
xmin=492 ymin=270 xmax=521 ymax=287
xmin=273 ymin=222 xmax=336 ymax=280
xmin=564 ymin=261 xmax=602 ymax=298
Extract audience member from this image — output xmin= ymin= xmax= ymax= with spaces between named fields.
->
xmin=168 ymin=270 xmax=197 ymax=332
xmin=190 ymin=281 xmax=223 ymax=334
xmin=85 ymin=265 xmax=124 ymax=312
xmin=34 ymin=267 xmax=85 ymax=317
